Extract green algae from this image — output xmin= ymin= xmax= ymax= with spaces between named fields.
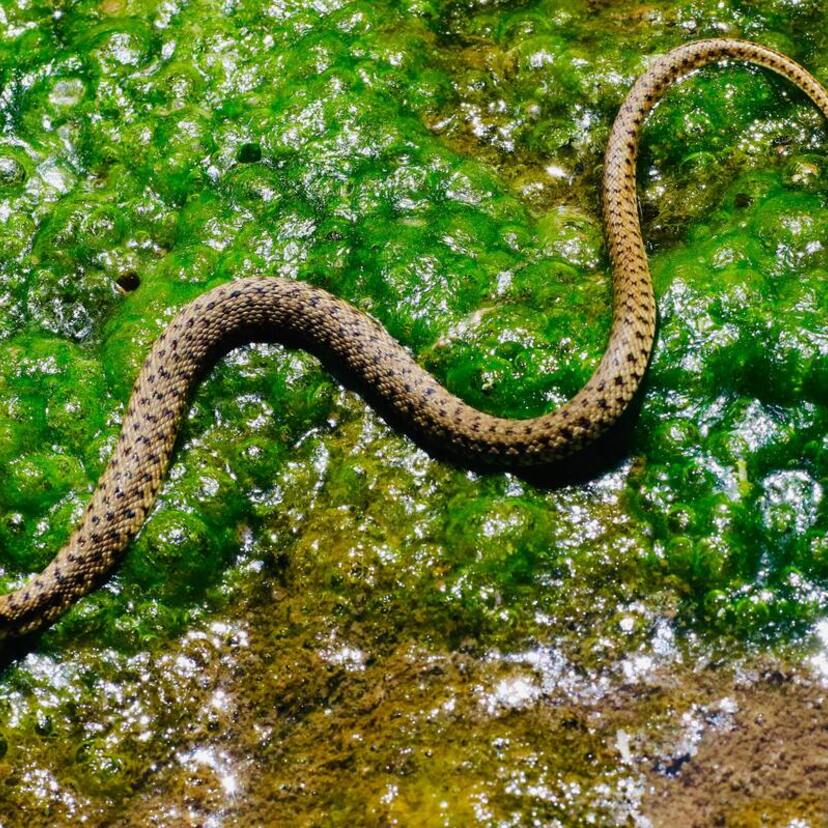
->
xmin=0 ymin=0 xmax=826 ymax=822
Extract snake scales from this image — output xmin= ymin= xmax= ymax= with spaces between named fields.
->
xmin=0 ymin=38 xmax=826 ymax=638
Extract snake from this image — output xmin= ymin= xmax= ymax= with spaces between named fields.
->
xmin=0 ymin=38 xmax=825 ymax=639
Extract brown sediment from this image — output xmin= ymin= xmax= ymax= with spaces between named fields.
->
xmin=92 ymin=592 xmax=828 ymax=825
xmin=641 ymin=665 xmax=828 ymax=826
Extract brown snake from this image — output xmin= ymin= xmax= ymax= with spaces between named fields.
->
xmin=1 ymin=39 xmax=826 ymax=638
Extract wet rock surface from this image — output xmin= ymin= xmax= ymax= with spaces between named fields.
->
xmin=0 ymin=0 xmax=826 ymax=823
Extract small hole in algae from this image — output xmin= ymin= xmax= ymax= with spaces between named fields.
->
xmin=116 ymin=272 xmax=140 ymax=292
xmin=734 ymin=192 xmax=753 ymax=208
xmin=237 ymin=142 xmax=262 ymax=164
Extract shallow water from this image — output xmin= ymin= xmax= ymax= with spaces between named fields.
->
xmin=0 ymin=0 xmax=826 ymax=824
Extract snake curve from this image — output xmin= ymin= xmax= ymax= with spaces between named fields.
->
xmin=1 ymin=39 xmax=826 ymax=638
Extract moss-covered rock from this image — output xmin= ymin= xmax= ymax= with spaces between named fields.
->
xmin=0 ymin=0 xmax=826 ymax=823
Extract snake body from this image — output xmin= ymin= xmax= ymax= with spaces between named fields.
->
xmin=1 ymin=39 xmax=826 ymax=638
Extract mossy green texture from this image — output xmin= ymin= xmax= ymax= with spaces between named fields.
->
xmin=0 ymin=0 xmax=826 ymax=822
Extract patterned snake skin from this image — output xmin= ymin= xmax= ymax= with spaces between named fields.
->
xmin=1 ymin=39 xmax=826 ymax=638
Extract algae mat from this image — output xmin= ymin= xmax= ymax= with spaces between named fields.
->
xmin=0 ymin=0 xmax=827 ymax=824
